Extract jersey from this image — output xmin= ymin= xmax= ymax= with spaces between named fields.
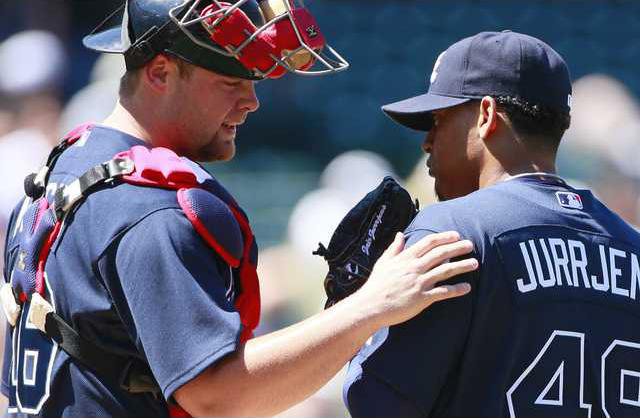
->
xmin=1 ymin=126 xmax=245 ymax=417
xmin=344 ymin=174 xmax=640 ymax=418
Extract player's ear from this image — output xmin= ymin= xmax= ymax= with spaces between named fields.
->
xmin=477 ymin=96 xmax=498 ymax=141
xmin=142 ymin=54 xmax=177 ymax=93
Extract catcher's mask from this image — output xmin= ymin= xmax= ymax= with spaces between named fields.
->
xmin=83 ymin=0 xmax=348 ymax=80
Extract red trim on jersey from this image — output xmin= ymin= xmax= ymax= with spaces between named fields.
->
xmin=229 ymin=206 xmax=261 ymax=342
xmin=36 ymin=217 xmax=61 ymax=296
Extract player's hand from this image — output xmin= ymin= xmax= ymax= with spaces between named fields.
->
xmin=351 ymin=231 xmax=477 ymax=328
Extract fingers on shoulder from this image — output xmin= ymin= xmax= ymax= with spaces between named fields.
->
xmin=403 ymin=231 xmax=462 ymax=258
xmin=425 ymin=283 xmax=472 ymax=302
xmin=413 ymin=239 xmax=475 ymax=272
xmin=427 ymin=255 xmax=478 ymax=279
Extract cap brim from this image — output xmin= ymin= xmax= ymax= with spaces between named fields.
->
xmin=381 ymin=93 xmax=471 ymax=131
xmin=83 ymin=26 xmax=126 ymax=53
xmin=82 ymin=4 xmax=127 ymax=53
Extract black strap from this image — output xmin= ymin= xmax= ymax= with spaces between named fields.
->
xmin=44 ymin=312 xmax=161 ymax=396
xmin=23 ymin=139 xmax=75 ymax=200
xmin=78 ymin=164 xmax=110 ymax=191
xmin=43 ymin=140 xmax=77 ymax=191
xmin=25 ymin=129 xmax=105 ymax=203
xmin=54 ymin=158 xmax=134 ymax=220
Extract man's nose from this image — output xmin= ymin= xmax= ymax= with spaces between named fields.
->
xmin=241 ymin=82 xmax=260 ymax=113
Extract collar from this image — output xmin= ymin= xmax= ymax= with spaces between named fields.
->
xmin=503 ymin=172 xmax=570 ymax=187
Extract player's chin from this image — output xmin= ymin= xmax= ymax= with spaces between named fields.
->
xmin=208 ymin=141 xmax=236 ymax=162
xmin=217 ymin=144 xmax=236 ymax=162
xmin=194 ymin=134 xmax=237 ymax=162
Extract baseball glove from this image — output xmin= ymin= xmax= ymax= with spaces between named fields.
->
xmin=313 ymin=176 xmax=418 ymax=308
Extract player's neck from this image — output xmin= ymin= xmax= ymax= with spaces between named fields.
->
xmin=102 ymin=101 xmax=153 ymax=144
xmin=479 ymin=159 xmax=557 ymax=189
xmin=478 ymin=130 xmax=560 ymax=189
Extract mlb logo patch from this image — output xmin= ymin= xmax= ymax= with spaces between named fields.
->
xmin=556 ymin=191 xmax=583 ymax=210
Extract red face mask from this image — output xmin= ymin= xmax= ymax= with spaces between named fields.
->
xmin=170 ymin=0 xmax=349 ymax=79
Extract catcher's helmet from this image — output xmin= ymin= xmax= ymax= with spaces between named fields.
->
xmin=83 ymin=0 xmax=349 ymax=79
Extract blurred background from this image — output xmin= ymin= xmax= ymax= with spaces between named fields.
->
xmin=1 ymin=0 xmax=640 ymax=416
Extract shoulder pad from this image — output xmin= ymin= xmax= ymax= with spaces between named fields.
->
xmin=117 ymin=146 xmax=198 ymax=189
xmin=177 ymin=188 xmax=243 ymax=267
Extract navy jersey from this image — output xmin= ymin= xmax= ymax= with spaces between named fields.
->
xmin=345 ymin=174 xmax=640 ymax=418
xmin=1 ymin=126 xmax=243 ymax=417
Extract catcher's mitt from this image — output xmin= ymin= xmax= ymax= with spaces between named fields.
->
xmin=313 ymin=177 xmax=418 ymax=308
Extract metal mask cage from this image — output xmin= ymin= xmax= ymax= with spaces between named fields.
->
xmin=168 ymin=0 xmax=349 ymax=78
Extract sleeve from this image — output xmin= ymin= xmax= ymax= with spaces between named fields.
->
xmin=97 ymin=208 xmax=243 ymax=400
xmin=344 ymin=328 xmax=423 ymax=418
xmin=344 ymin=227 xmax=476 ymax=417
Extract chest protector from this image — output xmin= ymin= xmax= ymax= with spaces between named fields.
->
xmin=1 ymin=124 xmax=260 ymax=416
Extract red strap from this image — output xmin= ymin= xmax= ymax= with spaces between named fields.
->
xmin=33 ymin=199 xmax=62 ymax=298
xmin=36 ymin=220 xmax=61 ymax=297
xmin=229 ymin=206 xmax=261 ymax=342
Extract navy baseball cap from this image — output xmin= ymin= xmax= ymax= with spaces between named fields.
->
xmin=382 ymin=31 xmax=572 ymax=131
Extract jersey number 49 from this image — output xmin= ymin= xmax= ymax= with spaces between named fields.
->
xmin=507 ymin=330 xmax=640 ymax=418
